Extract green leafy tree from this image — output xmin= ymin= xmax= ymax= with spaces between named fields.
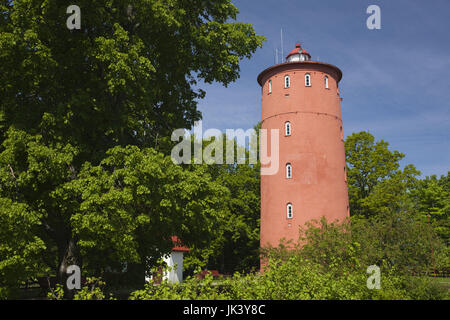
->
xmin=182 ymin=129 xmax=261 ymax=275
xmin=0 ymin=0 xmax=264 ymax=296
xmin=345 ymin=131 xmax=420 ymax=217
xmin=0 ymin=0 xmax=264 ymax=157
xmin=0 ymin=198 xmax=47 ymax=298
xmin=410 ymin=173 xmax=450 ymax=244
xmin=65 ymin=145 xmax=228 ymax=275
xmin=0 ymin=133 xmax=228 ymax=294
xmin=203 ymin=161 xmax=260 ymax=274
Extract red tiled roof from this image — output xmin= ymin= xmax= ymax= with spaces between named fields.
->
xmin=301 ymin=49 xmax=310 ymax=56
xmin=286 ymin=43 xmax=311 ymax=59
xmin=171 ymin=236 xmax=190 ymax=252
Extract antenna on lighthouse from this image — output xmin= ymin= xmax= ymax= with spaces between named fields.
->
xmin=280 ymin=28 xmax=284 ymax=62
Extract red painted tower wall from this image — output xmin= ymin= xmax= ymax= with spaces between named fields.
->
xmin=258 ymin=58 xmax=350 ymax=250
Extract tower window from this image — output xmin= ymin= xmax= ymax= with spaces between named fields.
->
xmin=325 ymin=76 xmax=329 ymax=89
xmin=286 ymin=163 xmax=292 ymax=179
xmin=285 ymin=121 xmax=291 ymax=136
xmin=287 ymin=203 xmax=293 ymax=219
xmin=284 ymin=75 xmax=290 ymax=88
xmin=268 ymin=80 xmax=272 ymax=94
xmin=305 ymin=73 xmax=311 ymax=87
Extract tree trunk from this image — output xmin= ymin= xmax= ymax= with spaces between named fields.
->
xmin=57 ymin=237 xmax=82 ymax=299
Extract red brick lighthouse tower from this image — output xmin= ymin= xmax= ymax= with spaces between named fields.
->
xmin=257 ymin=43 xmax=349 ymax=251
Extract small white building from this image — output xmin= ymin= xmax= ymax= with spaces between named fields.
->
xmin=162 ymin=250 xmax=185 ymax=283
xmin=146 ymin=236 xmax=190 ymax=284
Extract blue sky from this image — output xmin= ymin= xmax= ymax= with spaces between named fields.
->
xmin=196 ymin=0 xmax=450 ymax=178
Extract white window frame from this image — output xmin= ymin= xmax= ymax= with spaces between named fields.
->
xmin=305 ymin=73 xmax=311 ymax=87
xmin=285 ymin=121 xmax=291 ymax=136
xmin=286 ymin=163 xmax=292 ymax=179
xmin=287 ymin=203 xmax=293 ymax=219
xmin=324 ymin=76 xmax=329 ymax=89
xmin=284 ymin=75 xmax=290 ymax=88
xmin=268 ymin=80 xmax=272 ymax=94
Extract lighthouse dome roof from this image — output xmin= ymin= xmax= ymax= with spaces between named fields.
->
xmin=286 ymin=43 xmax=311 ymax=62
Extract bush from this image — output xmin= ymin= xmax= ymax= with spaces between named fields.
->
xmin=226 ymin=254 xmax=410 ymax=300
xmin=127 ymin=255 xmax=447 ymax=300
xmin=50 ymin=215 xmax=450 ymax=300
xmin=129 ymin=272 xmax=228 ymax=300
xmin=127 ymin=215 xmax=448 ymax=300
xmin=47 ymin=277 xmax=115 ymax=300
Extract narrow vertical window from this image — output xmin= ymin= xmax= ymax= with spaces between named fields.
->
xmin=285 ymin=121 xmax=291 ymax=136
xmin=305 ymin=73 xmax=311 ymax=87
xmin=268 ymin=80 xmax=272 ymax=94
xmin=324 ymin=76 xmax=329 ymax=89
xmin=284 ymin=75 xmax=290 ymax=88
xmin=287 ymin=203 xmax=293 ymax=219
xmin=286 ymin=163 xmax=292 ymax=179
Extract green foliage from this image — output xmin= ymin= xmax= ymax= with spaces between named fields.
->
xmin=74 ymin=145 xmax=225 ymax=273
xmin=401 ymin=276 xmax=449 ymax=300
xmin=0 ymin=197 xmax=46 ymax=299
xmin=1 ymin=1 xmax=447 ymax=301
xmin=69 ymin=145 xmax=228 ymax=274
xmin=73 ymin=277 xmax=115 ymax=300
xmin=345 ymin=132 xmax=448 ymax=271
xmin=0 ymin=0 xmax=263 ymax=294
xmin=345 ymin=131 xmax=420 ymax=217
xmin=352 ymin=213 xmax=448 ymax=274
xmin=212 ymin=163 xmax=260 ymax=273
xmin=0 ymin=128 xmax=228 ymax=292
xmin=128 ymin=216 xmax=448 ymax=300
xmin=130 ymin=272 xmax=227 ymax=300
xmin=128 ymin=254 xmax=448 ymax=300
xmin=410 ymin=173 xmax=450 ymax=244
xmin=47 ymin=283 xmax=65 ymax=300
xmin=47 ymin=277 xmax=115 ymax=300
xmin=264 ymin=216 xmax=448 ymax=299
xmin=182 ymin=131 xmax=260 ymax=274
xmin=0 ymin=0 xmax=265 ymax=157
xmin=42 ymin=220 xmax=449 ymax=301
xmin=227 ymin=255 xmax=409 ymax=300
xmin=288 ymin=214 xmax=446 ymax=276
